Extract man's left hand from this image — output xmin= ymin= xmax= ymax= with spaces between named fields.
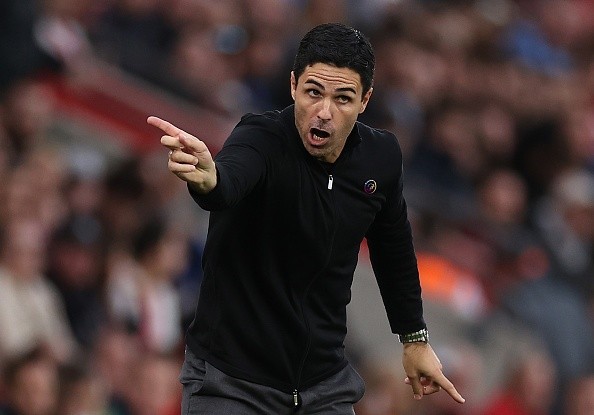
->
xmin=402 ymin=342 xmax=465 ymax=403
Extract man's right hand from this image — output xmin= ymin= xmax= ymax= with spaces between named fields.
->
xmin=147 ymin=116 xmax=217 ymax=194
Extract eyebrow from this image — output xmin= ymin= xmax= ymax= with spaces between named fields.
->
xmin=304 ymin=79 xmax=357 ymax=95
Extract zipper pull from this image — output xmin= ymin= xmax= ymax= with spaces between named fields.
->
xmin=327 ymin=174 xmax=333 ymax=190
xmin=293 ymin=389 xmax=301 ymax=408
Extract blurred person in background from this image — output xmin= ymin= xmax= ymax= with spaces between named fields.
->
xmin=126 ymin=354 xmax=181 ymax=415
xmin=476 ymin=168 xmax=529 ymax=234
xmin=0 ymin=348 xmax=60 ymax=415
xmin=496 ymin=268 xmax=594 ymax=415
xmin=20 ymin=149 xmax=70 ymax=231
xmin=532 ymin=168 xmax=594 ymax=293
xmin=301 ymin=0 xmax=349 ymax=32
xmin=472 ymin=167 xmax=545 ymax=300
xmin=0 ymin=79 xmax=57 ymax=167
xmin=163 ymin=0 xmax=250 ymax=113
xmin=562 ymin=104 xmax=594 ymax=172
xmin=56 ymin=361 xmax=121 ymax=415
xmin=166 ymin=25 xmax=248 ymax=114
xmin=106 ymin=217 xmax=186 ymax=355
xmin=137 ymin=150 xmax=207 ymax=329
xmin=479 ymin=348 xmax=557 ymax=415
xmin=45 ymin=216 xmax=109 ymax=350
xmin=90 ymin=327 xmax=140 ymax=415
xmin=0 ymin=217 xmax=77 ymax=365
xmin=90 ymin=0 xmax=174 ymax=82
xmin=0 ymin=79 xmax=70 ymax=232
xmin=513 ymin=118 xmax=572 ymax=203
xmin=149 ymin=22 xmax=464 ymax=414
xmin=0 ymin=0 xmax=59 ymax=93
xmin=406 ymin=102 xmax=482 ymax=224
xmin=99 ymin=158 xmax=147 ymax=250
xmin=563 ymin=375 xmax=594 ymax=415
xmin=138 ymin=150 xmax=209 ymax=238
xmin=241 ymin=0 xmax=299 ymax=111
xmin=354 ymin=354 xmax=416 ymax=415
xmin=33 ymin=0 xmax=96 ymax=68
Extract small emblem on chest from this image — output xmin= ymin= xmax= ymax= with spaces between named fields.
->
xmin=364 ymin=179 xmax=377 ymax=194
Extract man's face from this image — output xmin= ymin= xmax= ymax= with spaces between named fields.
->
xmin=291 ymin=63 xmax=372 ymax=163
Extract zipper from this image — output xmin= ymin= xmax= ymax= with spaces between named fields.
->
xmin=293 ymin=164 xmax=338 ymax=407
xmin=293 ymin=276 xmax=316 ymax=408
xmin=293 ymin=389 xmax=301 ymax=409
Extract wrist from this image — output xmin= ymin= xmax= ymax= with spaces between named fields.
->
xmin=188 ymin=165 xmax=218 ymax=194
xmin=189 ymin=179 xmax=215 ymax=194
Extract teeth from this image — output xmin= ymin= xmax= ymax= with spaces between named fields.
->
xmin=311 ymin=128 xmax=330 ymax=140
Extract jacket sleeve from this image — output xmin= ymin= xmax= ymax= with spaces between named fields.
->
xmin=365 ymin=140 xmax=426 ymax=336
xmin=188 ymin=115 xmax=273 ymax=211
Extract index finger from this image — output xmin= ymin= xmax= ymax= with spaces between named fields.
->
xmin=147 ymin=116 xmax=185 ymax=137
xmin=433 ymin=373 xmax=465 ymax=404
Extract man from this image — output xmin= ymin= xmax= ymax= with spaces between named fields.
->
xmin=148 ymin=23 xmax=464 ymax=414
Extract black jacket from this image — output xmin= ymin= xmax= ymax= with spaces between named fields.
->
xmin=187 ymin=105 xmax=425 ymax=393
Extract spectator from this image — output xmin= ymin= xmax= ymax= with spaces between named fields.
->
xmin=0 ymin=348 xmax=60 ymax=415
xmin=0 ymin=217 xmax=77 ymax=364
xmin=126 ymin=354 xmax=181 ymax=415
xmin=354 ymin=354 xmax=416 ymax=415
xmin=99 ymin=157 xmax=147 ymax=251
xmin=564 ymin=375 xmax=594 ymax=415
xmin=0 ymin=79 xmax=57 ymax=166
xmin=498 ymin=273 xmax=594 ymax=413
xmin=0 ymin=0 xmax=57 ymax=93
xmin=137 ymin=151 xmax=207 ymax=328
xmin=479 ymin=348 xmax=557 ymax=415
xmin=106 ymin=217 xmax=186 ymax=354
xmin=90 ymin=327 xmax=139 ymax=415
xmin=532 ymin=167 xmax=594 ymax=292
xmin=56 ymin=361 xmax=120 ymax=415
xmin=90 ymin=0 xmax=175 ymax=86
xmin=46 ymin=215 xmax=109 ymax=349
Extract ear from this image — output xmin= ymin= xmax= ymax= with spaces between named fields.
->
xmin=359 ymin=87 xmax=373 ymax=114
xmin=290 ymin=71 xmax=297 ymax=101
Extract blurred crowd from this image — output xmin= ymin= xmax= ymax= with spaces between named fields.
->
xmin=1 ymin=0 xmax=594 ymax=414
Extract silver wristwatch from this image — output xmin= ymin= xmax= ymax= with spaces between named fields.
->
xmin=398 ymin=328 xmax=429 ymax=343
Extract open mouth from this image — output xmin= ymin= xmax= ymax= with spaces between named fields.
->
xmin=310 ymin=128 xmax=330 ymax=141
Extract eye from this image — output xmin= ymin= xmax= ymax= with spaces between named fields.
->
xmin=307 ymin=89 xmax=321 ymax=98
xmin=336 ymin=95 xmax=352 ymax=104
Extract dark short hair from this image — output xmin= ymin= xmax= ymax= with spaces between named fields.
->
xmin=293 ymin=23 xmax=375 ymax=95
xmin=132 ymin=217 xmax=166 ymax=261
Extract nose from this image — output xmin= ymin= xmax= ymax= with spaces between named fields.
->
xmin=317 ymin=99 xmax=332 ymax=121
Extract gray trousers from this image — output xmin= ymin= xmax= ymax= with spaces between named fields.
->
xmin=180 ymin=348 xmax=365 ymax=414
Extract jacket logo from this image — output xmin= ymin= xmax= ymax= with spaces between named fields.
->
xmin=364 ymin=179 xmax=377 ymax=194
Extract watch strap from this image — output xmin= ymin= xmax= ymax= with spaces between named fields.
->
xmin=398 ymin=328 xmax=429 ymax=343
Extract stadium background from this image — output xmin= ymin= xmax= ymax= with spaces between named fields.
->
xmin=1 ymin=0 xmax=594 ymax=414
